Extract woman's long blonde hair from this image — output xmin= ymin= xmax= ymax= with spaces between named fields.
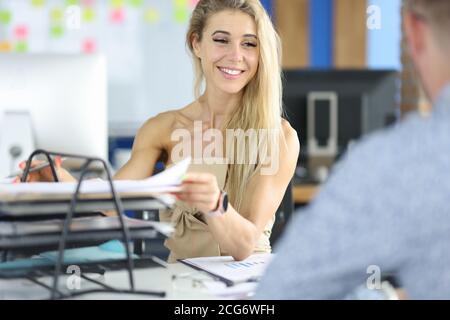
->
xmin=187 ymin=0 xmax=283 ymax=211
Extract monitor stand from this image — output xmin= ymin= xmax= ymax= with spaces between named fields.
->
xmin=0 ymin=111 xmax=36 ymax=178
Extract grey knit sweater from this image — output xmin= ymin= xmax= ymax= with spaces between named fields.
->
xmin=256 ymin=83 xmax=450 ymax=299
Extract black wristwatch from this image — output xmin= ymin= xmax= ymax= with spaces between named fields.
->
xmin=208 ymin=190 xmax=228 ymax=217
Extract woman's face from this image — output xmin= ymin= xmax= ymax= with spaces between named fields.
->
xmin=193 ymin=10 xmax=259 ymax=96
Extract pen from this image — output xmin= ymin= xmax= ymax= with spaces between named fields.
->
xmin=7 ymin=157 xmax=67 ymax=179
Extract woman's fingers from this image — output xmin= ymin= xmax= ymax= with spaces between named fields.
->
xmin=177 ymin=192 xmax=213 ymax=203
xmin=183 ymin=172 xmax=216 ymax=184
xmin=180 ymin=183 xmax=213 ymax=195
xmin=19 ymin=159 xmax=44 ymax=169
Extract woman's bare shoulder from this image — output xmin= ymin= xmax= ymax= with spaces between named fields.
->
xmin=281 ymin=118 xmax=300 ymax=156
xmin=138 ymin=105 xmax=194 ymax=133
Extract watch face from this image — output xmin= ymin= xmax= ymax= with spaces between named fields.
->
xmin=222 ymin=192 xmax=228 ymax=212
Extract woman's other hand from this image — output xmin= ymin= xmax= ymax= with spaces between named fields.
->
xmin=13 ymin=156 xmax=76 ymax=183
xmin=174 ymin=172 xmax=221 ymax=215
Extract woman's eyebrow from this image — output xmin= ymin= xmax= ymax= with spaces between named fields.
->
xmin=212 ymin=30 xmax=230 ymax=36
xmin=211 ymin=30 xmax=258 ymax=39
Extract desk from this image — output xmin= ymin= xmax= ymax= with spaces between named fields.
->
xmin=0 ymin=262 xmax=216 ymax=300
xmin=292 ymin=184 xmax=319 ymax=204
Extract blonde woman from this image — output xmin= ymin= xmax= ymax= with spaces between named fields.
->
xmin=20 ymin=0 xmax=299 ymax=262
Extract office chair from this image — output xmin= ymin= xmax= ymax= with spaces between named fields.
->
xmin=269 ymin=180 xmax=294 ymax=247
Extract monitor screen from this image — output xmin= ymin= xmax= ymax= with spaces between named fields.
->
xmin=283 ymin=70 xmax=399 ymax=178
xmin=0 ymin=54 xmax=108 ymax=178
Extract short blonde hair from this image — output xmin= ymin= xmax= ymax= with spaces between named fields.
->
xmin=404 ymin=0 xmax=450 ymax=48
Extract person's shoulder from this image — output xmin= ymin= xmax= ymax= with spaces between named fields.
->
xmin=138 ymin=106 xmax=192 ymax=133
xmin=281 ymin=118 xmax=300 ymax=151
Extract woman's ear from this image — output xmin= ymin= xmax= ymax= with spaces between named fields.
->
xmin=192 ymin=34 xmax=202 ymax=58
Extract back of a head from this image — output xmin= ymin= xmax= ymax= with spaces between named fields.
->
xmin=404 ymin=0 xmax=450 ymax=51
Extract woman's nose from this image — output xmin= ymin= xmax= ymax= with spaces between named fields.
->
xmin=227 ymin=43 xmax=244 ymax=62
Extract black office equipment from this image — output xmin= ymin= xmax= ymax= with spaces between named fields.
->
xmin=283 ymin=70 xmax=399 ymax=182
xmin=0 ymin=149 xmax=173 ymax=299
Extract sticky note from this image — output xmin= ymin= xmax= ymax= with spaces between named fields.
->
xmin=189 ymin=0 xmax=199 ymax=8
xmin=82 ymin=0 xmax=95 ymax=6
xmin=0 ymin=10 xmax=12 ymax=25
xmin=174 ymin=8 xmax=189 ymax=23
xmin=50 ymin=24 xmax=64 ymax=38
xmin=50 ymin=8 xmax=64 ymax=22
xmin=144 ymin=8 xmax=160 ymax=24
xmin=0 ymin=41 xmax=12 ymax=52
xmin=110 ymin=8 xmax=125 ymax=23
xmin=128 ymin=0 xmax=143 ymax=7
xmin=82 ymin=38 xmax=96 ymax=53
xmin=83 ymin=7 xmax=95 ymax=22
xmin=15 ymin=41 xmax=28 ymax=53
xmin=174 ymin=0 xmax=187 ymax=9
xmin=31 ymin=0 xmax=46 ymax=7
xmin=14 ymin=25 xmax=29 ymax=40
xmin=65 ymin=0 xmax=79 ymax=6
xmin=110 ymin=0 xmax=124 ymax=8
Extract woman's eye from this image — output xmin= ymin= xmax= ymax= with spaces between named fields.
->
xmin=243 ymin=42 xmax=257 ymax=48
xmin=213 ymin=39 xmax=228 ymax=44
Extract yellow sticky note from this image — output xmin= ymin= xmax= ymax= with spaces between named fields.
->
xmin=83 ymin=7 xmax=95 ymax=22
xmin=65 ymin=0 xmax=79 ymax=6
xmin=50 ymin=24 xmax=64 ymax=38
xmin=0 ymin=10 xmax=12 ymax=25
xmin=31 ymin=0 xmax=46 ymax=7
xmin=110 ymin=0 xmax=124 ymax=8
xmin=128 ymin=0 xmax=143 ymax=7
xmin=50 ymin=8 xmax=64 ymax=22
xmin=0 ymin=41 xmax=12 ymax=52
xmin=174 ymin=8 xmax=189 ymax=23
xmin=174 ymin=0 xmax=187 ymax=9
xmin=144 ymin=8 xmax=160 ymax=24
xmin=15 ymin=41 xmax=28 ymax=53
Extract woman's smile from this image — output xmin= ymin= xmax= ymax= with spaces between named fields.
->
xmin=217 ymin=66 xmax=245 ymax=79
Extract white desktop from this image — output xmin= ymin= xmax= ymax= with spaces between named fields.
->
xmin=0 ymin=54 xmax=108 ymax=178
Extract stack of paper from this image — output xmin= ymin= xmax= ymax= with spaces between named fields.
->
xmin=180 ymin=253 xmax=273 ymax=286
xmin=0 ymin=157 xmax=191 ymax=196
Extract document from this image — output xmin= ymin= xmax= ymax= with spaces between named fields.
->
xmin=0 ymin=157 xmax=191 ymax=196
xmin=0 ymin=216 xmax=175 ymax=237
xmin=179 ymin=253 xmax=274 ymax=286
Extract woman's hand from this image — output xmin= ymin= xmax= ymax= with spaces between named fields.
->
xmin=13 ymin=156 xmax=76 ymax=183
xmin=174 ymin=172 xmax=221 ymax=215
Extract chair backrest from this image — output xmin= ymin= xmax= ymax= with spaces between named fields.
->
xmin=270 ymin=180 xmax=294 ymax=247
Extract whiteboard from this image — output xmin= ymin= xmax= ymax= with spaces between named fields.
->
xmin=0 ymin=0 xmax=196 ymax=135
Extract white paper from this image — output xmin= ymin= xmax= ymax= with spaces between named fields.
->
xmin=0 ymin=178 xmax=16 ymax=184
xmin=181 ymin=253 xmax=274 ymax=285
xmin=0 ymin=157 xmax=191 ymax=196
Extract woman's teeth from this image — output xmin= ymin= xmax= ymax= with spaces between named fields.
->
xmin=219 ymin=67 xmax=242 ymax=75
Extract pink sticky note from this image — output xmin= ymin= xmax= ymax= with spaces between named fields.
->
xmin=82 ymin=0 xmax=95 ymax=6
xmin=14 ymin=25 xmax=28 ymax=40
xmin=82 ymin=38 xmax=96 ymax=53
xmin=189 ymin=0 xmax=199 ymax=8
xmin=110 ymin=8 xmax=125 ymax=23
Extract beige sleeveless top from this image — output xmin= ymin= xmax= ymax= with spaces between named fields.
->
xmin=159 ymin=161 xmax=275 ymax=263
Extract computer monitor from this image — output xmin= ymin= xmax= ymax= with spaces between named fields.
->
xmin=0 ymin=54 xmax=108 ymax=178
xmin=283 ymin=70 xmax=399 ymax=182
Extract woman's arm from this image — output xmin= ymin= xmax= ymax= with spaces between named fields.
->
xmin=113 ymin=114 xmax=169 ymax=180
xmin=177 ymin=120 xmax=300 ymax=260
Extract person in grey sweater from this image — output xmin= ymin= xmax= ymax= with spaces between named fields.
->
xmin=256 ymin=0 xmax=450 ymax=299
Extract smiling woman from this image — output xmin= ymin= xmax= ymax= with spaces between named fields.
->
xmin=22 ymin=0 xmax=300 ymax=263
